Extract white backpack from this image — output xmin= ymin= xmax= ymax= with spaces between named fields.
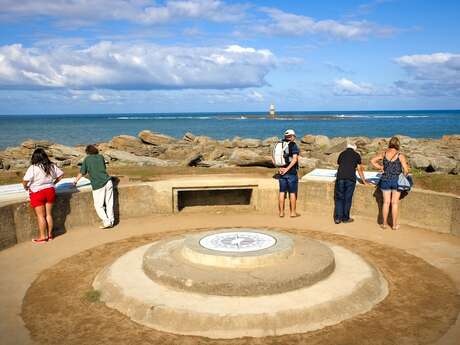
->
xmin=272 ymin=141 xmax=290 ymax=167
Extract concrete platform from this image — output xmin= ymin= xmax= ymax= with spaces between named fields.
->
xmin=1 ymin=213 xmax=460 ymax=344
xmin=94 ymin=239 xmax=387 ymax=338
xmin=142 ymin=230 xmax=335 ymax=295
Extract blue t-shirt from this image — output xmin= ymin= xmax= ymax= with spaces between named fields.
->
xmin=283 ymin=140 xmax=300 ymax=175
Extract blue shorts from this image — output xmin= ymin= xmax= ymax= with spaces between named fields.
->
xmin=279 ymin=174 xmax=298 ymax=193
xmin=379 ymin=178 xmax=398 ymax=191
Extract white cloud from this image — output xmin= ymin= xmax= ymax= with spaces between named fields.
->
xmin=0 ymin=42 xmax=276 ymax=90
xmin=395 ymin=52 xmax=460 ymax=96
xmin=255 ymin=8 xmax=395 ymax=39
xmin=0 ymin=0 xmax=246 ymax=25
xmin=333 ymin=78 xmax=376 ymax=95
xmin=89 ymin=92 xmax=107 ymax=102
xmin=247 ymin=90 xmax=264 ymax=102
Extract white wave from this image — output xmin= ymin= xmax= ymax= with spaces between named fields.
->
xmin=406 ymin=115 xmax=430 ymax=118
xmin=110 ymin=116 xmax=212 ymax=120
xmin=334 ymin=114 xmax=370 ymax=118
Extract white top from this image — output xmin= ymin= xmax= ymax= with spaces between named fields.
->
xmin=23 ymin=164 xmax=64 ymax=193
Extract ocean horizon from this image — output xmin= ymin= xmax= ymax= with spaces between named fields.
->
xmin=1 ymin=109 xmax=459 ymax=149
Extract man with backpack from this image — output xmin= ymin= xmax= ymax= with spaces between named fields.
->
xmin=272 ymin=129 xmax=300 ymax=218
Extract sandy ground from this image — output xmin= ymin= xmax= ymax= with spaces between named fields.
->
xmin=1 ymin=212 xmax=460 ymax=345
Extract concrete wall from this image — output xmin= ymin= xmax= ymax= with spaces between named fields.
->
xmin=296 ymin=181 xmax=460 ymax=236
xmin=0 ymin=178 xmax=458 ymax=251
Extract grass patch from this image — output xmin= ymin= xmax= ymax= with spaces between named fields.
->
xmin=83 ymin=289 xmax=101 ymax=303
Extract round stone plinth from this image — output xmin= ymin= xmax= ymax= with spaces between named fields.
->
xmin=94 ymin=235 xmax=388 ymax=339
xmin=181 ymin=229 xmax=294 ymax=269
xmin=142 ymin=230 xmax=335 ymax=296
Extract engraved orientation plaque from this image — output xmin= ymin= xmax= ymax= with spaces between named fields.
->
xmin=199 ymin=232 xmax=277 ymax=253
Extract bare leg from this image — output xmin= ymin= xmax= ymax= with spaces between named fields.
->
xmin=289 ymin=193 xmax=298 ymax=217
xmin=33 ymin=206 xmax=47 ymax=240
xmin=278 ymin=192 xmax=286 ymax=217
xmin=45 ymin=202 xmax=54 ymax=238
xmin=391 ymin=191 xmax=401 ymax=229
xmin=382 ymin=191 xmax=391 ymax=228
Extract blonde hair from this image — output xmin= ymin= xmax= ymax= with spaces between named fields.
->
xmin=388 ymin=136 xmax=400 ymax=150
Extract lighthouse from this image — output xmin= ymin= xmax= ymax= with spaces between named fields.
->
xmin=268 ymin=104 xmax=276 ymax=119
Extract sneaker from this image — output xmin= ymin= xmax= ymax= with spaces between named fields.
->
xmin=334 ymin=219 xmax=341 ymax=224
xmin=99 ymin=223 xmax=112 ymax=229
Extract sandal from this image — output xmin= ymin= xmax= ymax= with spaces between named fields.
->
xmin=380 ymin=224 xmax=387 ymax=230
xmin=47 ymin=234 xmax=54 ymax=241
xmin=32 ymin=238 xmax=47 ymax=244
xmin=392 ymin=225 xmax=400 ymax=230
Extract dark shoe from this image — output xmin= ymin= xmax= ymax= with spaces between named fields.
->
xmin=342 ymin=218 xmax=355 ymax=223
xmin=334 ymin=219 xmax=341 ymax=224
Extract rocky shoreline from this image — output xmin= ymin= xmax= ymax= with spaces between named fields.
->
xmin=0 ymin=131 xmax=459 ymax=174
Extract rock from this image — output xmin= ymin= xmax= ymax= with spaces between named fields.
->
xmin=301 ymin=135 xmax=315 ymax=144
xmin=105 ymin=149 xmax=170 ymax=167
xmin=139 ymin=130 xmax=175 ymax=145
xmin=56 ymin=159 xmax=72 ymax=168
xmin=21 ymin=139 xmax=53 ymax=149
xmin=314 ymin=135 xmax=330 ymax=148
xmin=183 ymin=132 xmax=195 ymax=142
xmin=110 ymin=135 xmax=164 ymax=157
xmin=198 ymin=160 xmax=231 ymax=168
xmin=429 ymin=156 xmax=457 ymax=173
xmin=409 ymin=154 xmax=431 ymax=170
xmin=48 ymin=144 xmax=83 ymax=161
xmin=262 ymin=137 xmax=279 ymax=146
xmin=184 ymin=153 xmax=203 ymax=167
xmin=235 ymin=138 xmax=262 ymax=148
xmin=395 ymin=135 xmax=416 ymax=145
xmin=222 ymin=139 xmax=235 ymax=148
xmin=8 ymin=159 xmax=29 ymax=169
xmin=324 ymin=140 xmax=348 ymax=155
xmin=193 ymin=136 xmax=214 ymax=145
xmin=298 ymin=157 xmax=319 ymax=171
xmin=207 ymin=148 xmax=226 ymax=161
xmin=453 ymin=163 xmax=460 ymax=175
xmin=161 ymin=145 xmax=193 ymax=160
xmin=441 ymin=135 xmax=460 ymax=146
xmin=229 ymin=149 xmax=273 ymax=167
xmin=326 ymin=152 xmax=341 ymax=166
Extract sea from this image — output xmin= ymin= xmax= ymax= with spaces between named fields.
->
xmin=0 ymin=110 xmax=459 ymax=149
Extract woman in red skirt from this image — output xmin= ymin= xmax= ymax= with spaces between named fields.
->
xmin=22 ymin=149 xmax=64 ymax=243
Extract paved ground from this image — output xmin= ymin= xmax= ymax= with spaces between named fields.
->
xmin=1 ymin=211 xmax=459 ymax=345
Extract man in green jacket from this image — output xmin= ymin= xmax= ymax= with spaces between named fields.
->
xmin=74 ymin=145 xmax=114 ymax=229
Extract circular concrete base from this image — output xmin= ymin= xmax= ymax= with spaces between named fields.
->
xmin=143 ymin=230 xmax=335 ymax=296
xmin=93 ymin=240 xmax=388 ymax=338
xmin=182 ymin=229 xmax=294 ymax=269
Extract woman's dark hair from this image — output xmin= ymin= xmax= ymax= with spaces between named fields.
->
xmin=85 ymin=145 xmax=99 ymax=155
xmin=31 ymin=148 xmax=54 ymax=176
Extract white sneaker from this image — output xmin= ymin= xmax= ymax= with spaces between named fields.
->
xmin=99 ymin=223 xmax=112 ymax=229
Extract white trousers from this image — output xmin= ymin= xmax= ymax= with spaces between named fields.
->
xmin=92 ymin=179 xmax=114 ymax=226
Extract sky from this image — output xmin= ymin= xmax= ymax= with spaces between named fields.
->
xmin=0 ymin=0 xmax=459 ymax=114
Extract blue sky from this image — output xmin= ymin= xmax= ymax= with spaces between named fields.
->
xmin=0 ymin=0 xmax=459 ymax=114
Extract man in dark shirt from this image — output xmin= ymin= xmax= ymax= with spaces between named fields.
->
xmin=277 ymin=129 xmax=300 ymax=218
xmin=334 ymin=143 xmax=367 ymax=224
